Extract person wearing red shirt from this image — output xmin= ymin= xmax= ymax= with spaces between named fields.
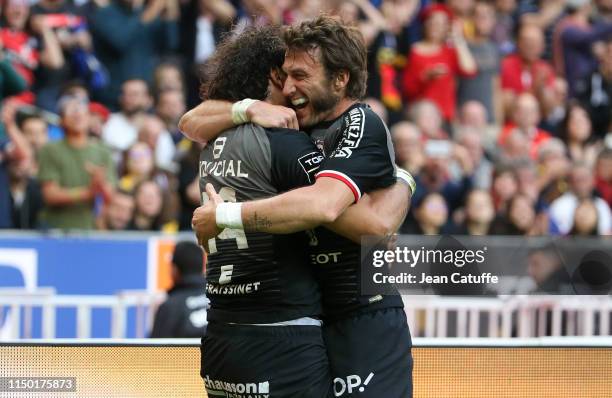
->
xmin=499 ymin=92 xmax=551 ymax=159
xmin=0 ymin=0 xmax=64 ymax=103
xmin=500 ymin=23 xmax=556 ymax=116
xmin=401 ymin=4 xmax=477 ymax=122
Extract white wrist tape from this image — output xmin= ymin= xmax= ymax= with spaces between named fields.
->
xmin=216 ymin=202 xmax=244 ymax=230
xmin=396 ymin=168 xmax=417 ymax=196
xmin=231 ymin=99 xmax=259 ymax=125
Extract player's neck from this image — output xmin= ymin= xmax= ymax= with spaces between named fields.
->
xmin=324 ymin=98 xmax=358 ymax=122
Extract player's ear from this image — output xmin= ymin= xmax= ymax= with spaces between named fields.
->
xmin=334 ymin=70 xmax=350 ymax=92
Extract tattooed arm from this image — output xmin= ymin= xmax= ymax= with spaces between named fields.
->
xmin=192 ymin=177 xmax=354 ymax=243
xmin=240 ymin=177 xmax=354 ymax=233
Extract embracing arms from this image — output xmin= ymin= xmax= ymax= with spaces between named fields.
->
xmin=179 ymin=100 xmax=299 ymax=143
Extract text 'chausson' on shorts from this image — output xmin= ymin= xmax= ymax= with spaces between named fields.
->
xmin=201 ymin=322 xmax=333 ymax=398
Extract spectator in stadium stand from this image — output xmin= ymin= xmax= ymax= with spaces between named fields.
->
xmin=512 ymin=158 xmax=541 ymax=202
xmin=576 ymin=37 xmax=612 ymax=138
xmin=336 ymin=0 xmax=412 ymax=114
xmin=457 ymin=100 xmax=488 ymax=130
xmin=595 ymin=148 xmax=612 ymax=207
xmin=30 ymin=0 xmax=95 ymax=112
xmin=391 ymin=121 xmax=425 ymax=176
xmin=559 ymin=101 xmax=602 ymax=167
xmin=527 ymin=245 xmax=572 ymax=294
xmin=0 ymin=96 xmax=30 ymax=228
xmin=7 ymin=145 xmax=42 ymax=229
xmin=449 ymin=189 xmax=495 ymax=235
xmin=0 ymin=0 xmax=64 ymax=95
xmin=568 ymin=199 xmax=600 ymax=235
xmin=412 ymin=141 xmax=474 ymax=214
xmin=511 ymin=157 xmax=559 ymax=233
xmin=96 ymin=189 xmax=134 ymax=230
xmin=16 ymin=112 xmax=48 ymax=172
xmin=118 ymin=141 xmax=155 ymax=193
xmin=456 ymin=127 xmax=493 ymax=189
xmin=549 ymin=162 xmax=612 ymax=235
xmin=456 ymin=100 xmax=499 ymax=152
xmin=89 ymin=0 xmax=179 ymax=109
xmin=536 ymin=138 xmax=572 ymax=206
xmin=500 ymin=23 xmax=557 ymax=115
xmin=37 ymin=95 xmax=116 ymax=230
xmin=127 ymin=179 xmax=166 ymax=231
xmin=458 ymin=1 xmax=501 ymax=123
xmin=491 ymin=0 xmax=519 ymax=56
xmin=401 ymin=192 xmax=449 ymax=234
xmin=153 ymin=62 xmax=184 ymax=94
xmin=498 ymin=92 xmax=552 ymax=159
xmin=401 ymin=3 xmax=477 ymax=122
xmin=407 ymin=99 xmax=449 ymax=139
xmin=490 ymin=164 xmax=519 ymax=213
xmin=540 ymin=76 xmax=569 ymax=136
xmin=178 ymin=0 xmax=234 ymax=108
xmin=447 ymin=0 xmax=476 ymax=38
xmin=136 ymin=114 xmax=176 ymax=173
xmin=155 ymin=89 xmax=186 ymax=144
xmin=499 ymin=128 xmax=531 ymax=161
xmin=553 ymin=0 xmax=612 ymax=97
xmin=3 ymin=101 xmax=42 ymax=229
xmin=102 ymin=79 xmax=175 ymax=172
xmin=363 ymin=97 xmax=389 ymax=124
xmin=150 ymin=241 xmax=208 ymax=338
xmin=517 ymin=0 xmax=566 ymax=61
xmin=58 ymin=79 xmax=90 ymax=106
xmin=87 ymin=101 xmax=110 ymax=140
xmin=102 ymin=79 xmax=152 ymax=158
xmin=490 ymin=193 xmax=542 ymax=235
xmin=177 ymin=140 xmax=202 ymax=231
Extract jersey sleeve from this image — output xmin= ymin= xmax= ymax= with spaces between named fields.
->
xmin=267 ymin=128 xmax=324 ymax=192
xmin=317 ymin=106 xmax=396 ymax=203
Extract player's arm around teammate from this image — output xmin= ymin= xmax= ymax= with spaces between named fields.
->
xmin=179 ymin=99 xmax=298 ymax=143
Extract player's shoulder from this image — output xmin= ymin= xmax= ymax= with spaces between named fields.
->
xmin=265 ymin=127 xmax=313 ymax=145
xmin=343 ymin=103 xmax=385 ymax=125
xmin=340 ymin=103 xmax=389 ymax=137
xmin=265 ymin=126 xmax=305 ymax=137
xmin=360 ymin=103 xmax=386 ymax=125
xmin=234 ymin=122 xmax=268 ymax=137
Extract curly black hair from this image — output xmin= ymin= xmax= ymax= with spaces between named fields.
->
xmin=200 ymin=25 xmax=285 ymax=102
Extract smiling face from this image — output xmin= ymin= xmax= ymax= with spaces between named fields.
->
xmin=282 ymin=48 xmax=343 ymax=128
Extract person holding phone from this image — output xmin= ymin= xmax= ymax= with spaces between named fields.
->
xmin=401 ymin=3 xmax=477 ymax=122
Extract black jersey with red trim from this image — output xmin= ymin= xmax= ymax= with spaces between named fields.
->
xmin=200 ymin=124 xmax=324 ymax=324
xmin=307 ymin=103 xmax=404 ymax=321
xmin=314 ymin=102 xmax=397 ymax=202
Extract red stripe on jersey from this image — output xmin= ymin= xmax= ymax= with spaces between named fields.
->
xmin=316 ymin=170 xmax=361 ymax=203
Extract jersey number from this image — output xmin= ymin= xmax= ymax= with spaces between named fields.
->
xmin=202 ymin=186 xmax=249 ymax=254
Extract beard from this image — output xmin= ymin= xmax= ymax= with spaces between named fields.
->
xmin=304 ymin=79 xmax=342 ymax=126
xmin=310 ymin=88 xmax=341 ymax=116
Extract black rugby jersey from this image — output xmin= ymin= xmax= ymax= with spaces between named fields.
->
xmin=200 ymin=124 xmax=324 ymax=324
xmin=308 ymin=103 xmax=404 ymax=320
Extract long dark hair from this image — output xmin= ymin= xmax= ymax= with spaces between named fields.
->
xmin=200 ymin=25 xmax=286 ymax=102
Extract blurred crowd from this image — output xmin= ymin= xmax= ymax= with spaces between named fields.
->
xmin=0 ymin=0 xmax=610 ymax=236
